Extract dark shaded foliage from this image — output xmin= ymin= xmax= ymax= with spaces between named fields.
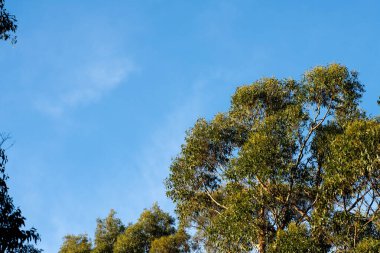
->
xmin=0 ymin=0 xmax=17 ymax=43
xmin=0 ymin=139 xmax=40 ymax=252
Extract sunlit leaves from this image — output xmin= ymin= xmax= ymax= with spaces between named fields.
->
xmin=60 ymin=203 xmax=191 ymax=253
xmin=59 ymin=234 xmax=92 ymax=253
xmin=93 ymin=209 xmax=125 ymax=253
xmin=166 ymin=64 xmax=378 ymax=252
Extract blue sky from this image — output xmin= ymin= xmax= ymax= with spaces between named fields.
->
xmin=1 ymin=1 xmax=379 ymax=252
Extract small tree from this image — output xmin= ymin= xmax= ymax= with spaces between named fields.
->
xmin=59 ymin=234 xmax=92 ymax=253
xmin=60 ymin=204 xmax=191 ymax=253
xmin=93 ymin=209 xmax=125 ymax=253
xmin=114 ymin=203 xmax=177 ymax=253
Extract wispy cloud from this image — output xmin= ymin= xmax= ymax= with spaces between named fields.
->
xmin=35 ymin=58 xmax=136 ymax=117
xmin=131 ymin=79 xmax=207 ymax=213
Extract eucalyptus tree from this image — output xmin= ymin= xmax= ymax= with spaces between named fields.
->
xmin=93 ymin=209 xmax=125 ymax=253
xmin=166 ymin=64 xmax=380 ymax=252
xmin=149 ymin=229 xmax=191 ymax=253
xmin=114 ymin=203 xmax=177 ymax=253
xmin=59 ymin=204 xmax=192 ymax=253
xmin=59 ymin=234 xmax=92 ymax=253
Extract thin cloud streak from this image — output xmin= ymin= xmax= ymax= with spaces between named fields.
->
xmin=35 ymin=58 xmax=136 ymax=117
xmin=133 ymin=80 xmax=207 ymax=213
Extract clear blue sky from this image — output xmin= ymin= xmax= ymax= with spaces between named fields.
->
xmin=1 ymin=1 xmax=379 ymax=252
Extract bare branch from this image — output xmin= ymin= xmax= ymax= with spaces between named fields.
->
xmin=204 ymin=189 xmax=228 ymax=210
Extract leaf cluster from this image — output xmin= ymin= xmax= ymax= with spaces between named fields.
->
xmin=0 ymin=0 xmax=17 ymax=43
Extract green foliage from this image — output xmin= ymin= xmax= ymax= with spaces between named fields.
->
xmin=59 ymin=234 xmax=92 ymax=253
xmin=60 ymin=204 xmax=190 ymax=253
xmin=150 ymin=229 xmax=191 ymax=253
xmin=268 ymin=222 xmax=318 ymax=253
xmin=0 ymin=0 xmax=17 ymax=43
xmin=0 ymin=140 xmax=41 ymax=252
xmin=166 ymin=64 xmax=379 ymax=252
xmin=114 ymin=203 xmax=176 ymax=253
xmin=353 ymin=238 xmax=380 ymax=253
xmin=93 ymin=209 xmax=125 ymax=253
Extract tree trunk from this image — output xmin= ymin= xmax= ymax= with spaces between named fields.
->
xmin=258 ymin=207 xmax=266 ymax=253
xmin=258 ymin=232 xmax=266 ymax=253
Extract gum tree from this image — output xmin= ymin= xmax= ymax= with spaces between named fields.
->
xmin=93 ymin=209 xmax=125 ymax=253
xmin=114 ymin=203 xmax=177 ymax=253
xmin=59 ymin=234 xmax=92 ymax=253
xmin=59 ymin=204 xmax=192 ymax=253
xmin=166 ymin=64 xmax=380 ymax=252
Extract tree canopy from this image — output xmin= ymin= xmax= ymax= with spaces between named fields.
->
xmin=93 ymin=209 xmax=125 ymax=253
xmin=59 ymin=235 xmax=92 ymax=253
xmin=114 ymin=203 xmax=176 ymax=253
xmin=59 ymin=204 xmax=192 ymax=253
xmin=166 ymin=64 xmax=380 ymax=252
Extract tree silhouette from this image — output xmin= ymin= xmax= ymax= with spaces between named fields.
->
xmin=0 ymin=0 xmax=17 ymax=43
xmin=0 ymin=136 xmax=41 ymax=252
